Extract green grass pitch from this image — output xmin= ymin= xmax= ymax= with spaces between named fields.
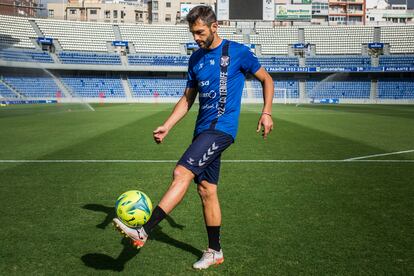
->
xmin=0 ymin=103 xmax=413 ymax=275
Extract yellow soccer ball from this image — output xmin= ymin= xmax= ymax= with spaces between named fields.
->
xmin=115 ymin=190 xmax=153 ymax=227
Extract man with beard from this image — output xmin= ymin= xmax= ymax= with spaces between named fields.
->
xmin=113 ymin=5 xmax=274 ymax=270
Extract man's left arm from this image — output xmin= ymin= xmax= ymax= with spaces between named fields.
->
xmin=253 ymin=67 xmax=274 ymax=139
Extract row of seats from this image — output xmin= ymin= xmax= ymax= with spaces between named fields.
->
xmin=0 ymin=15 xmax=37 ymax=49
xmin=119 ymin=24 xmax=189 ymax=54
xmin=304 ymin=26 xmax=374 ymax=55
xmin=58 ymin=51 xmax=121 ymax=65
xmin=1 ymin=74 xmax=413 ymax=99
xmin=381 ymin=26 xmax=414 ymax=54
xmin=128 ymin=78 xmax=186 ymax=97
xmin=2 ymin=45 xmax=412 ymax=68
xmin=306 ymin=56 xmax=371 ymax=67
xmin=1 ymin=15 xmax=414 ymax=55
xmin=61 ymin=76 xmax=125 ymax=98
xmin=307 ymin=80 xmax=371 ymax=99
xmin=250 ymin=80 xmax=300 ymax=99
xmin=0 ymin=48 xmax=54 ymax=63
xmin=378 ymin=80 xmax=414 ymax=99
xmin=258 ymin=56 xmax=299 ymax=67
xmin=0 ymin=81 xmax=18 ymax=98
xmin=379 ymin=55 xmax=414 ymax=67
xmin=128 ymin=55 xmax=189 ymax=66
xmin=3 ymin=76 xmax=60 ymax=98
xmin=35 ymin=18 xmax=115 ymax=52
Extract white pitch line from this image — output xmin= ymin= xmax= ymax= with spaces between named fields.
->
xmin=0 ymin=159 xmax=413 ymax=163
xmin=344 ymin=149 xmax=414 ymax=161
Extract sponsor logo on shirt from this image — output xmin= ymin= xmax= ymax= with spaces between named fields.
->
xmin=201 ymin=103 xmax=218 ymax=110
xmin=199 ymin=90 xmax=216 ymax=99
xmin=198 ymin=80 xmax=210 ymax=87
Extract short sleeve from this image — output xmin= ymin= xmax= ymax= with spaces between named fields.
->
xmin=240 ymin=46 xmax=261 ymax=75
xmin=186 ymin=55 xmax=197 ymax=88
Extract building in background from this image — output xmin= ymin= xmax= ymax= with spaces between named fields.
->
xmin=328 ymin=0 xmax=366 ymax=24
xmin=312 ymin=0 xmax=329 ymax=24
xmin=0 ymin=0 xmax=39 ymax=17
xmin=147 ymin=0 xmax=215 ymax=24
xmin=366 ymin=0 xmax=414 ymax=24
xmin=47 ymin=0 xmax=148 ymax=23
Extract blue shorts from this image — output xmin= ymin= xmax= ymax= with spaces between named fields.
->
xmin=177 ymin=130 xmax=234 ymax=185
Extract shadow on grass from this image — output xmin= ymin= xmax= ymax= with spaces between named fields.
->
xmin=81 ymin=204 xmax=202 ymax=271
xmin=81 ymin=237 xmax=139 ymax=272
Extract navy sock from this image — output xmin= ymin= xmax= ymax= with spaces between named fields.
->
xmin=206 ymin=226 xmax=221 ymax=251
xmin=143 ymin=205 xmax=166 ymax=234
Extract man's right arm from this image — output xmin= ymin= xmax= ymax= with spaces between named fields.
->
xmin=153 ymin=87 xmax=197 ymax=144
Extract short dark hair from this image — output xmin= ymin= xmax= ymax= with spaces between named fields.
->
xmin=186 ymin=5 xmax=217 ymax=27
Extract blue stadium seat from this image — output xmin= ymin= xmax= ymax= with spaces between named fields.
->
xmin=0 ymin=48 xmax=54 ymax=63
xmin=306 ymin=56 xmax=371 ymax=67
xmin=3 ymin=76 xmax=60 ymax=98
xmin=258 ymin=56 xmax=299 ymax=68
xmin=128 ymin=55 xmax=189 ymax=66
xmin=307 ymin=79 xmax=370 ymax=99
xmin=58 ymin=51 xmax=121 ymax=65
xmin=378 ymin=79 xmax=414 ymax=99
xmin=61 ymin=76 xmax=125 ymax=98
xmin=379 ymin=55 xmax=414 ymax=67
xmin=250 ymin=80 xmax=299 ymax=99
xmin=0 ymin=82 xmax=18 ymax=98
xmin=128 ymin=78 xmax=186 ymax=97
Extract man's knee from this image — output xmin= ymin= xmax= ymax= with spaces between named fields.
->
xmin=173 ymin=165 xmax=194 ymax=182
xmin=197 ymin=181 xmax=217 ymax=202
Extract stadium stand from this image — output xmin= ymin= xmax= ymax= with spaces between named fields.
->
xmin=306 ymin=55 xmax=371 ymax=67
xmin=218 ymin=26 xmax=244 ymax=43
xmin=304 ymin=26 xmax=374 ymax=55
xmin=58 ymin=51 xmax=121 ymax=65
xmin=0 ymin=15 xmax=413 ymax=103
xmin=0 ymin=15 xmax=37 ymax=49
xmin=128 ymin=55 xmax=189 ymax=66
xmin=0 ymin=81 xmax=18 ymax=99
xmin=119 ymin=24 xmax=189 ymax=54
xmin=61 ymin=75 xmax=125 ymax=98
xmin=381 ymin=26 xmax=414 ymax=54
xmin=36 ymin=18 xmax=115 ymax=52
xmin=378 ymin=79 xmax=414 ymax=99
xmin=306 ymin=79 xmax=371 ymax=99
xmin=0 ymin=48 xmax=54 ymax=63
xmin=128 ymin=77 xmax=186 ymax=97
xmin=250 ymin=27 xmax=298 ymax=55
xmin=379 ymin=55 xmax=414 ymax=67
xmin=3 ymin=76 xmax=60 ymax=98
xmin=258 ymin=56 xmax=299 ymax=67
xmin=250 ymin=80 xmax=299 ymax=99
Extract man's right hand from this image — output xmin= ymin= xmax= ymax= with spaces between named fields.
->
xmin=153 ymin=126 xmax=169 ymax=144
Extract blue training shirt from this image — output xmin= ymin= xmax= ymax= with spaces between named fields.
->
xmin=186 ymin=39 xmax=261 ymax=140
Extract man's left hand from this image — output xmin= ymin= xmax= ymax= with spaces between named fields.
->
xmin=256 ymin=113 xmax=274 ymax=139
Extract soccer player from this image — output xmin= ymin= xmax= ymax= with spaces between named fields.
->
xmin=113 ymin=5 xmax=274 ymax=270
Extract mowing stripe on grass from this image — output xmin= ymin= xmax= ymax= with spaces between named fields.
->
xmin=0 ymin=159 xmax=413 ymax=163
xmin=344 ymin=149 xmax=414 ymax=161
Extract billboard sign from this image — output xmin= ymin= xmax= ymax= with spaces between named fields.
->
xmin=217 ymin=0 xmax=229 ymax=20
xmin=275 ymin=4 xmax=312 ymax=21
xmin=180 ymin=4 xmax=198 ymax=18
xmin=263 ymin=0 xmax=274 ymax=21
xmin=112 ymin=41 xmax=128 ymax=47
xmin=368 ymin=42 xmax=384 ymax=49
xmin=37 ymin=37 xmax=53 ymax=45
xmin=292 ymin=0 xmax=312 ymax=4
